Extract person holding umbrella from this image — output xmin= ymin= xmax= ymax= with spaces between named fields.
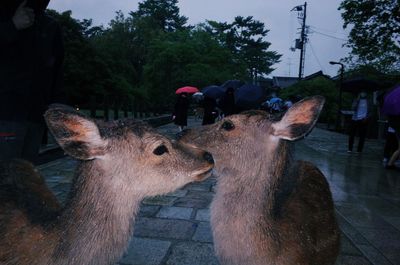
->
xmin=201 ymin=95 xmax=218 ymax=125
xmin=173 ymin=92 xmax=190 ymax=131
xmin=173 ymin=86 xmax=198 ymax=131
xmin=347 ymin=90 xmax=371 ymax=153
xmin=382 ymin=84 xmax=400 ymax=169
xmin=220 ymin=87 xmax=236 ymax=116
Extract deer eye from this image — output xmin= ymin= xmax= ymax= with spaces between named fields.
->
xmin=221 ymin=120 xmax=235 ymax=131
xmin=153 ymin=145 xmax=169 ymax=156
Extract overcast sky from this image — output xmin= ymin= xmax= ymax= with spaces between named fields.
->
xmin=48 ymin=0 xmax=351 ymax=78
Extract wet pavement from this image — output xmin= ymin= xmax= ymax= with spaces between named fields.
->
xmin=37 ymin=118 xmax=400 ymax=265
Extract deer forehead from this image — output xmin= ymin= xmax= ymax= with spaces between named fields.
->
xmin=225 ymin=114 xmax=273 ymax=133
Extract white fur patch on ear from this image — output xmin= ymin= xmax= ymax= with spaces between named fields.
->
xmin=45 ymin=106 xmax=107 ymax=160
xmin=271 ymin=122 xmax=294 ymax=141
xmin=271 ymin=96 xmax=325 ymax=141
xmin=64 ymin=118 xmax=103 ymax=146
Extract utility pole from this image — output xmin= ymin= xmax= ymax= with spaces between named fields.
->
xmin=298 ymin=2 xmax=307 ymax=80
xmin=287 ymin=58 xmax=292 ymax=76
xmin=329 ymin=61 xmax=344 ymax=130
xmin=291 ymin=2 xmax=307 ymax=80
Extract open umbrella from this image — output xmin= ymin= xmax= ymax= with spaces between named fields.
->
xmin=341 ymin=77 xmax=380 ymax=94
xmin=192 ymin=92 xmax=204 ymax=102
xmin=235 ymin=84 xmax=266 ymax=110
xmin=382 ymin=84 xmax=400 ymax=116
xmin=176 ymin=86 xmax=199 ymax=94
xmin=221 ymin=80 xmax=245 ymax=91
xmin=202 ymin=85 xmax=225 ymax=100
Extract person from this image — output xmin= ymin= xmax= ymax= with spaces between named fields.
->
xmin=173 ymin=93 xmax=190 ymax=131
xmin=220 ymin=87 xmax=236 ymax=116
xmin=348 ymin=91 xmax=370 ymax=153
xmin=383 ymin=126 xmax=398 ymax=167
xmin=0 ymin=0 xmax=65 ymax=163
xmin=386 ymin=116 xmax=400 ymax=169
xmin=202 ymin=96 xmax=217 ymax=125
xmin=283 ymin=98 xmax=293 ymax=110
xmin=269 ymin=96 xmax=283 ymax=113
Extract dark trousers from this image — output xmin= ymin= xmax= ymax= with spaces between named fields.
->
xmin=0 ymin=121 xmax=45 ymax=163
xmin=348 ymin=119 xmax=368 ymax=152
xmin=383 ymin=132 xmax=399 ymax=159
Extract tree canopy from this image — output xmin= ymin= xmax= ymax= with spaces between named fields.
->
xmin=339 ymin=0 xmax=400 ymax=72
xmin=48 ymin=0 xmax=281 ymax=111
xmin=203 ymin=16 xmax=281 ymax=79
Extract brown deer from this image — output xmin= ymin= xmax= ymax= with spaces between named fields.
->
xmin=179 ymin=96 xmax=340 ymax=265
xmin=0 ymin=105 xmax=214 ymax=265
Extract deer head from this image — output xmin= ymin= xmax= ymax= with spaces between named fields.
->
xmin=179 ymin=96 xmax=325 ymax=173
xmin=44 ymin=105 xmax=214 ymax=197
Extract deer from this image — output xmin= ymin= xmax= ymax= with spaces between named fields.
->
xmin=0 ymin=104 xmax=214 ymax=265
xmin=179 ymin=96 xmax=340 ymax=265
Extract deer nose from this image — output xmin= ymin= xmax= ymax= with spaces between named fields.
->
xmin=203 ymin=152 xmax=214 ymax=164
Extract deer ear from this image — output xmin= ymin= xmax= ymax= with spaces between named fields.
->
xmin=44 ymin=105 xmax=107 ymax=160
xmin=271 ymin=96 xmax=325 ymax=141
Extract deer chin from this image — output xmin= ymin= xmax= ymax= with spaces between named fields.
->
xmin=192 ymin=167 xmax=213 ymax=181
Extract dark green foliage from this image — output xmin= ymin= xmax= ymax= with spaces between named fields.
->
xmin=133 ymin=0 xmax=188 ymax=32
xmin=204 ymin=16 xmax=281 ymax=80
xmin=143 ymin=29 xmax=246 ymax=107
xmin=47 ymin=0 xmax=281 ymax=112
xmin=280 ymin=77 xmax=340 ymax=124
xmin=46 ymin=10 xmax=109 ymax=105
xmin=339 ymin=0 xmax=400 ymax=72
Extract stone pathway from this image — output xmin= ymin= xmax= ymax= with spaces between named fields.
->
xmin=37 ymin=118 xmax=400 ymax=265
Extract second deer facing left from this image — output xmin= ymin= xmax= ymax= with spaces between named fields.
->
xmin=179 ymin=96 xmax=340 ymax=265
xmin=0 ymin=105 xmax=214 ymax=265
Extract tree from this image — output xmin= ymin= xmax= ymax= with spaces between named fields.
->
xmin=92 ymin=11 xmax=142 ymax=103
xmin=339 ymin=0 xmax=400 ymax=72
xmin=280 ymin=77 xmax=341 ymax=125
xmin=48 ymin=2 xmax=283 ymax=112
xmin=143 ymin=29 xmax=242 ymax=107
xmin=204 ymin=16 xmax=281 ymax=81
xmin=131 ymin=0 xmax=188 ymax=32
xmin=47 ymin=10 xmax=110 ymax=105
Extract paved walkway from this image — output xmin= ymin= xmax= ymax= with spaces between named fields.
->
xmin=38 ymin=118 xmax=400 ymax=265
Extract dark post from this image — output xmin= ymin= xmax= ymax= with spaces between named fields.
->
xmin=329 ymin=61 xmax=344 ymax=130
xmin=113 ymin=100 xmax=119 ymax=120
xmin=298 ymin=2 xmax=307 ymax=80
xmin=90 ymin=96 xmax=96 ymax=118
xmin=123 ymin=100 xmax=128 ymax=118
xmin=132 ymin=98 xmax=138 ymax=118
xmin=104 ymin=96 xmax=109 ymax=121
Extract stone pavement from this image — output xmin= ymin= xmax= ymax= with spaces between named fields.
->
xmin=37 ymin=118 xmax=400 ymax=265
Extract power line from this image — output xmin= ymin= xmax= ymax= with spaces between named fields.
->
xmin=308 ymin=41 xmax=324 ymax=72
xmin=310 ymin=29 xmax=348 ymax=42
xmin=309 ymin=25 xmax=348 ymax=37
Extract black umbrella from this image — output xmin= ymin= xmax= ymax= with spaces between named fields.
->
xmin=341 ymin=77 xmax=380 ymax=94
xmin=202 ymin=85 xmax=225 ymax=100
xmin=221 ymin=80 xmax=245 ymax=91
xmin=235 ymin=84 xmax=266 ymax=110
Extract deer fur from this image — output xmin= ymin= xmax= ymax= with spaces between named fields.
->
xmin=0 ymin=105 xmax=214 ymax=265
xmin=179 ymin=96 xmax=340 ymax=265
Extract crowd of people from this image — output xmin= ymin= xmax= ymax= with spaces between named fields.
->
xmin=173 ymin=87 xmax=240 ymax=130
xmin=172 ymin=89 xmax=298 ymax=131
xmin=172 ymin=87 xmax=400 ymax=170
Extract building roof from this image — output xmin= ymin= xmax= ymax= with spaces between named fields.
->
xmin=272 ymin=76 xmax=298 ymax=88
xmin=303 ymin=70 xmax=330 ymax=80
xmin=272 ymin=71 xmax=330 ymax=89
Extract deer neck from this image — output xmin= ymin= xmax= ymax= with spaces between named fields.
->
xmin=214 ymin=140 xmax=293 ymax=222
xmin=53 ymin=160 xmax=142 ymax=265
